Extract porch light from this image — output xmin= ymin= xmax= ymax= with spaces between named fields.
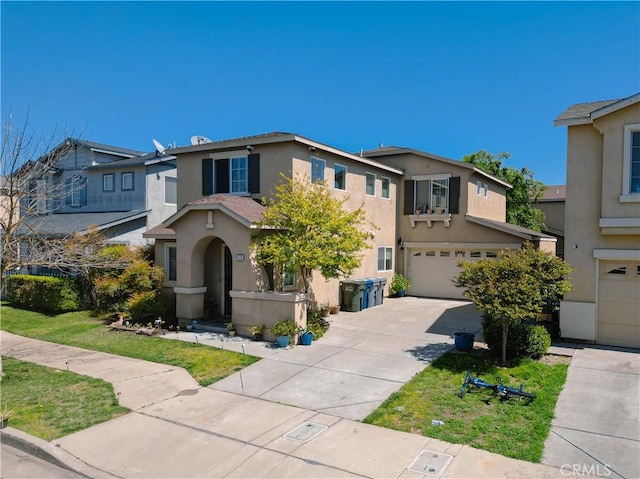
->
xmin=236 ymin=254 xmax=245 ymax=261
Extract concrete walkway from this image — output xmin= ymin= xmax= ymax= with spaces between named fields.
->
xmin=0 ymin=299 xmax=579 ymax=478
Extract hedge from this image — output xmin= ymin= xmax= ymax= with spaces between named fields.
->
xmin=5 ymin=274 xmax=81 ymax=313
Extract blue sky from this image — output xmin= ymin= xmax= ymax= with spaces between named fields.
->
xmin=2 ymin=1 xmax=639 ymax=185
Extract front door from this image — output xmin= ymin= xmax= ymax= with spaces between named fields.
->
xmin=223 ymin=246 xmax=232 ymax=317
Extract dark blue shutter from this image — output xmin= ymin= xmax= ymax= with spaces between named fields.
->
xmin=202 ymin=159 xmax=213 ymax=195
xmin=65 ymin=179 xmax=72 ymax=206
xmin=248 ymin=153 xmax=260 ymax=193
xmin=215 ymin=159 xmax=230 ymax=193
xmin=449 ymin=177 xmax=460 ymax=214
xmin=403 ymin=180 xmax=415 ymax=215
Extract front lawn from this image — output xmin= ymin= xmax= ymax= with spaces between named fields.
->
xmin=1 ymin=356 xmax=130 ymax=440
xmin=363 ymin=351 xmax=568 ymax=463
xmin=0 ymin=305 xmax=259 ymax=386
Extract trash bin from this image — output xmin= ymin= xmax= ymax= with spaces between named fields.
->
xmin=363 ymin=278 xmax=374 ymax=309
xmin=374 ymin=277 xmax=387 ymax=306
xmin=340 ymin=280 xmax=366 ymax=312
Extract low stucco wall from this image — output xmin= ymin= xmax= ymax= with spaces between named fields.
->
xmin=229 ymin=290 xmax=308 ymax=341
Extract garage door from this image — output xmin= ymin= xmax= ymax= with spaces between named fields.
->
xmin=407 ymin=248 xmax=497 ymax=299
xmin=597 ymin=261 xmax=640 ymax=348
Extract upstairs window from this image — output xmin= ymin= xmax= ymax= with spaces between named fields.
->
xmin=165 ymin=177 xmax=177 ymax=205
xmin=103 ymin=173 xmax=115 ymax=192
xmin=66 ymin=175 xmax=87 ymax=207
xmin=334 ymin=164 xmax=347 ymax=190
xmin=381 ymin=177 xmax=390 ymax=199
xmin=230 ymin=156 xmax=248 ymax=193
xmin=631 ymin=131 xmax=640 ymax=193
xmin=366 ymin=173 xmax=376 ymax=196
xmin=622 ymin=124 xmax=640 ymax=200
xmin=121 ymin=172 xmax=134 ymax=191
xmin=311 ymin=157 xmax=325 ymax=183
xmin=405 ymin=176 xmax=460 ymax=215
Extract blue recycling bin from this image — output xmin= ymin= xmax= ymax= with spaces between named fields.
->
xmin=363 ymin=278 xmax=374 ymax=309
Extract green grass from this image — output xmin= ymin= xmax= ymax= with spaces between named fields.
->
xmin=0 ymin=305 xmax=260 ymax=386
xmin=363 ymin=351 xmax=568 ymax=463
xmin=1 ymin=356 xmax=130 ymax=440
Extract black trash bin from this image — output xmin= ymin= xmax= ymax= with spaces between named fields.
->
xmin=340 ymin=280 xmax=366 ymax=312
xmin=374 ymin=277 xmax=387 ymax=305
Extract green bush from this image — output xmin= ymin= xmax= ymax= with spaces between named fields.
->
xmin=307 ymin=310 xmax=330 ymax=339
xmin=125 ymin=291 xmax=164 ymax=321
xmin=6 ymin=275 xmax=81 ymax=313
xmin=483 ymin=318 xmax=550 ymax=361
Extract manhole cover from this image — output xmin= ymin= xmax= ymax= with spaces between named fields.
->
xmin=407 ymin=450 xmax=453 ymax=477
xmin=283 ymin=422 xmax=328 ymax=443
xmin=177 ymin=389 xmax=199 ymax=396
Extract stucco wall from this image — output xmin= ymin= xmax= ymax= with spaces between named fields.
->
xmin=466 ymin=172 xmax=507 ymax=221
xmin=146 ymin=163 xmax=177 ymax=229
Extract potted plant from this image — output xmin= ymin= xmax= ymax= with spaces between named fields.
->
xmin=226 ymin=322 xmax=236 ymax=336
xmin=299 ymin=330 xmax=314 ymax=345
xmin=319 ymin=303 xmax=331 ymax=317
xmin=329 ymin=304 xmax=340 ymax=315
xmin=454 ymin=329 xmax=475 ymax=352
xmin=390 ymin=273 xmax=412 ymax=297
xmin=271 ymin=319 xmax=301 ymax=347
xmin=250 ymin=324 xmax=265 ymax=341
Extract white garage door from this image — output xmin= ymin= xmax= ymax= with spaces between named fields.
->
xmin=407 ymin=248 xmax=497 ymax=299
xmin=597 ymin=261 xmax=640 ymax=348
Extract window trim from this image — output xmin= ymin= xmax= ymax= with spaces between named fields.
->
xmin=381 ymin=176 xmax=391 ymax=199
xmin=366 ymin=172 xmax=376 ymax=196
xmin=621 ymin=123 xmax=640 ymax=202
xmin=283 ymin=267 xmax=296 ymax=290
xmin=102 ymin=173 xmax=115 ymax=192
xmin=121 ymin=171 xmax=134 ymax=191
xmin=334 ymin=163 xmax=347 ymax=191
xmin=311 ymin=157 xmax=326 ymax=183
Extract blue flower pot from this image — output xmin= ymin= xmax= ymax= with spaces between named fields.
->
xmin=454 ymin=332 xmax=475 ymax=352
xmin=276 ymin=336 xmax=290 ymax=348
xmin=300 ymin=332 xmax=313 ymax=346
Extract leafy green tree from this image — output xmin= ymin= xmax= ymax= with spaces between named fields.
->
xmin=454 ymin=244 xmax=571 ymax=365
xmin=463 ymin=151 xmax=546 ymax=231
xmin=255 ymin=174 xmax=374 ymax=294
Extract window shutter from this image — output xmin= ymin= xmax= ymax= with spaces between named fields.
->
xmin=202 ymin=158 xmax=213 ymax=196
xmin=215 ymin=158 xmax=230 ymax=193
xmin=449 ymin=176 xmax=460 ymax=214
xmin=80 ymin=178 xmax=87 ymax=206
xmin=248 ymin=153 xmax=260 ymax=193
xmin=65 ymin=179 xmax=72 ymax=206
xmin=403 ymin=180 xmax=415 ymax=215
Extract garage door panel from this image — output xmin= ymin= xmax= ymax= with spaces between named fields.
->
xmin=598 ymin=280 xmax=640 ymax=302
xmin=597 ymin=324 xmax=640 ymax=348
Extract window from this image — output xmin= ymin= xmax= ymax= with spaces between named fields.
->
xmin=440 ymin=251 xmax=450 ymax=257
xmin=103 ymin=173 xmax=115 ymax=192
xmin=166 ymin=244 xmax=177 ymax=282
xmin=485 ymin=251 xmax=498 ymax=258
xmin=121 ymin=172 xmax=134 ymax=191
xmin=377 ymin=247 xmax=393 ymax=271
xmin=230 ymin=156 xmax=248 ymax=193
xmin=366 ymin=173 xmax=376 ymax=196
xmin=165 ymin=177 xmax=177 ymax=205
xmin=484 ymin=183 xmax=489 ymax=198
xmin=334 ymin=164 xmax=347 ymax=190
xmin=381 ymin=177 xmax=390 ymax=199
xmin=476 ymin=181 xmax=482 ymax=196
xmin=415 ymin=177 xmax=450 ymax=213
xmin=470 ymin=251 xmax=482 ymax=258
xmin=283 ymin=268 xmax=296 ymax=289
xmin=311 ymin=157 xmax=325 ymax=183
xmin=67 ymin=175 xmax=87 ymax=207
xmin=622 ymin=124 xmax=640 ymax=199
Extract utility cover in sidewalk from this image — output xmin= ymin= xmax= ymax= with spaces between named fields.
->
xmin=283 ymin=422 xmax=328 ymax=443
xmin=407 ymin=450 xmax=453 ymax=477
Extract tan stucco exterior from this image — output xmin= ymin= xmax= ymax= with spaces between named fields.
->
xmin=556 ymin=95 xmax=640 ymax=345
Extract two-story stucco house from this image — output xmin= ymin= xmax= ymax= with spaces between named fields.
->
xmin=18 ymin=139 xmax=177 ymax=251
xmin=144 ymin=132 xmax=403 ymax=335
xmin=362 ymin=147 xmax=556 ymax=299
xmin=534 ymin=185 xmax=566 ymax=258
xmin=555 ymin=93 xmax=640 ymax=349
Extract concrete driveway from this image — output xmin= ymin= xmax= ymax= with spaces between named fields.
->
xmin=209 ymin=296 xmax=482 ymax=420
xmin=542 ymin=345 xmax=640 ymax=479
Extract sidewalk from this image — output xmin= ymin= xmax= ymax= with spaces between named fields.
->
xmin=0 ymin=329 xmax=571 ymax=478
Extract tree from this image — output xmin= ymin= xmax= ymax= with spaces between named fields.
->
xmin=463 ymin=150 xmax=546 ymax=231
xmin=254 ymin=174 xmax=374 ymax=294
xmin=0 ymin=112 xmax=78 ymax=288
xmin=454 ymin=244 xmax=571 ymax=365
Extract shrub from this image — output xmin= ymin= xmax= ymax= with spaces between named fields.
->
xmin=125 ymin=291 xmax=164 ymax=321
xmin=307 ymin=310 xmax=330 ymax=339
xmin=271 ymin=319 xmax=302 ymax=340
xmin=6 ymin=274 xmax=81 ymax=313
xmin=483 ymin=317 xmax=550 ymax=361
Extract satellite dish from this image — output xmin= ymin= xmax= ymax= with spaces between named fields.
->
xmin=190 ymin=135 xmax=213 ymax=146
xmin=152 ymin=139 xmax=166 ymax=154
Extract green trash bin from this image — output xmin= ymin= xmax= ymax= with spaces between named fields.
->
xmin=340 ymin=280 xmax=366 ymax=312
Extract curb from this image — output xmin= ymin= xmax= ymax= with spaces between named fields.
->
xmin=1 ymin=427 xmax=117 ymax=479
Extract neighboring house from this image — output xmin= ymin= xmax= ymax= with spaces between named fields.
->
xmin=555 ymin=93 xmax=640 ymax=349
xmin=144 ymin=132 xmax=403 ymax=333
xmin=534 ymin=185 xmax=566 ymax=258
xmin=361 ymin=147 xmax=556 ymax=299
xmin=16 ymin=139 xmax=176 ymax=258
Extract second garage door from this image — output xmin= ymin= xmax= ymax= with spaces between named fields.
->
xmin=597 ymin=261 xmax=640 ymax=348
xmin=407 ymin=248 xmax=497 ymax=299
